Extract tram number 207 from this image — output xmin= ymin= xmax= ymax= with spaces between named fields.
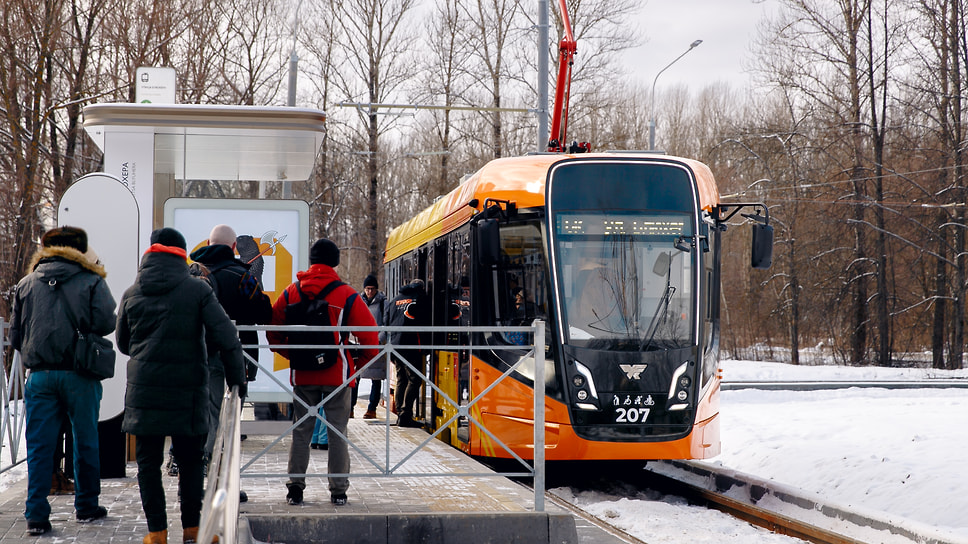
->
xmin=615 ymin=407 xmax=651 ymax=424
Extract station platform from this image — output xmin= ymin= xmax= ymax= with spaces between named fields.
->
xmin=0 ymin=402 xmax=633 ymax=544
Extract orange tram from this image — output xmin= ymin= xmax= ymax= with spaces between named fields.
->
xmin=383 ymin=152 xmax=772 ymax=462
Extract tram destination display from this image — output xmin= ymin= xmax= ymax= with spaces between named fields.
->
xmin=556 ymin=212 xmax=688 ymax=237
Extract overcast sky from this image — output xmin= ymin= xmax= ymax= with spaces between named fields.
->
xmin=619 ymin=0 xmax=777 ymax=92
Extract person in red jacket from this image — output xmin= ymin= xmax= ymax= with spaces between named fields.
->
xmin=266 ymin=239 xmax=379 ymax=507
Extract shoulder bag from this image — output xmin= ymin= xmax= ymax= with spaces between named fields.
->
xmin=53 ymin=279 xmax=116 ymax=380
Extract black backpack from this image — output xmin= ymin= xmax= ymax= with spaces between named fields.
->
xmin=284 ymin=280 xmax=357 ymax=371
xmin=208 ymin=260 xmax=267 ymax=306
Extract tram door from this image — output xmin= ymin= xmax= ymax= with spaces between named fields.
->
xmin=388 ymin=249 xmax=426 ymax=419
xmin=426 ymin=232 xmax=473 ymax=447
xmin=425 ymin=237 xmax=454 ymax=446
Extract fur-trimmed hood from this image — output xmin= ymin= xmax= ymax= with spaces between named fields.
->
xmin=28 ymin=245 xmax=107 ymax=278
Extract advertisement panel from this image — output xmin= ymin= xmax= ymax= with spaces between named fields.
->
xmin=165 ymin=198 xmax=310 ymax=402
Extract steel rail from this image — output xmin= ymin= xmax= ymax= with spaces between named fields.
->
xmin=542 ymin=489 xmax=650 ymax=544
xmin=644 ymin=460 xmax=961 ymax=544
xmin=528 ymin=458 xmax=955 ymax=544
xmin=524 ymin=466 xmax=863 ymax=544
xmin=643 ymin=469 xmax=865 ymax=544
xmin=722 ymin=380 xmax=968 ymax=391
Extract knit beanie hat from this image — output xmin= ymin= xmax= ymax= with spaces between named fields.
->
xmin=309 ymin=239 xmax=340 ymax=267
xmin=41 ymin=226 xmax=88 ymax=253
xmin=150 ymin=227 xmax=187 ymax=250
xmin=364 ymin=274 xmax=378 ymax=289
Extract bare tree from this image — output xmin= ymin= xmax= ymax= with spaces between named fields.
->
xmin=101 ymin=0 xmax=206 ymax=102
xmin=458 ymin=0 xmax=523 ymax=158
xmin=0 ymin=0 xmax=63 ymax=302
xmin=753 ymin=0 xmax=902 ymax=365
xmin=417 ymin=0 xmax=473 ymax=194
xmin=331 ymin=0 xmax=419 ymax=274
xmin=211 ymin=0 xmax=288 ymax=105
xmin=296 ymin=0 xmax=369 ymax=282
xmin=0 ymin=0 xmax=124 ymax=311
xmin=904 ymin=0 xmax=967 ymax=369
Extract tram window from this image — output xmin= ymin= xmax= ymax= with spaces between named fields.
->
xmin=450 ymin=233 xmax=471 ymax=328
xmin=701 ymin=233 xmax=720 ymax=388
xmin=445 ymin=232 xmax=472 ymax=408
xmin=549 ymin=162 xmax=695 ymax=212
xmin=556 ymin=225 xmax=694 ymax=349
xmin=475 ymin=222 xmax=545 ymax=337
xmin=471 ymin=220 xmax=559 ymax=398
xmin=497 ymin=223 xmax=548 ymax=327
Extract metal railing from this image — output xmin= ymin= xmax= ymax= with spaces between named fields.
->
xmin=0 ymin=317 xmax=548 ymax=544
xmin=0 ymin=319 xmax=27 ymax=477
xmin=199 ymin=321 xmax=546 ymax=543
xmin=198 ymin=385 xmax=242 ymax=544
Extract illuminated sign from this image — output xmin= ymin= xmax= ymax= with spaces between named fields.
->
xmin=556 ymin=213 xmax=688 ymax=236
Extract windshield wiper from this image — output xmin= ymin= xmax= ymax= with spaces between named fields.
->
xmin=641 ymin=285 xmax=675 ymax=350
xmin=641 ymin=252 xmax=675 ymax=350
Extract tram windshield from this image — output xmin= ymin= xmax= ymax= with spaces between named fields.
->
xmin=548 ymin=161 xmax=699 ymax=351
xmin=556 ymin=216 xmax=693 ymax=348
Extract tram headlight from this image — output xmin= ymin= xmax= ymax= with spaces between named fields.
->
xmin=668 ymin=361 xmax=690 ymax=400
xmin=677 ymin=390 xmax=688 ymax=401
xmin=573 ymin=360 xmax=598 ymax=401
xmin=573 ymin=375 xmax=585 ymax=388
xmin=679 ymin=375 xmax=691 ymax=388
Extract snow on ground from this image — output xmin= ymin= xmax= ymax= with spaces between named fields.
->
xmin=554 ymin=360 xmax=968 ymax=543
xmin=0 ymin=436 xmax=26 ymax=495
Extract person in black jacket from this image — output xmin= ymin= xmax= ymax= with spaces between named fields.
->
xmin=384 ymin=280 xmax=429 ymax=427
xmin=116 ymin=227 xmax=246 ymax=544
xmin=359 ymin=274 xmax=387 ymax=419
xmin=11 ymin=227 xmax=116 ymax=536
xmin=189 ymin=224 xmax=272 ymax=477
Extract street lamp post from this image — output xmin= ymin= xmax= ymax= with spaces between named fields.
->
xmin=649 ymin=39 xmax=702 ymax=151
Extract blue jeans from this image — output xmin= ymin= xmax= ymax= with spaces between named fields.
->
xmin=367 ymin=380 xmax=383 ymax=412
xmin=25 ymin=370 xmax=103 ymax=522
xmin=311 ymin=406 xmax=327 ymax=445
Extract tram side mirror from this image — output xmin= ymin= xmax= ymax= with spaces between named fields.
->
xmin=653 ymin=252 xmax=672 ymax=276
xmin=751 ymin=223 xmax=774 ymax=269
xmin=476 ymin=218 xmax=500 ymax=266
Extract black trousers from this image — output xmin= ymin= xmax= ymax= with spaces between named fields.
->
xmin=135 ymin=433 xmax=206 ymax=532
xmin=394 ymin=350 xmax=424 ymax=418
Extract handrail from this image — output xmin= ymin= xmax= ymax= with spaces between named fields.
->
xmin=0 ymin=319 xmax=27 ymax=476
xmin=198 ymin=385 xmax=242 ymax=544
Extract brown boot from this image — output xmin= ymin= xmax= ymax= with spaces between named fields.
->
xmin=49 ymin=469 xmax=75 ymax=495
xmin=143 ymin=529 xmax=168 ymax=544
xmin=182 ymin=526 xmax=219 ymax=543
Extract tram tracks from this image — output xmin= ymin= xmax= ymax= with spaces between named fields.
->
xmin=538 ymin=463 xmax=857 ymax=544
xmin=531 ymin=459 xmax=955 ymax=544
xmin=541 ymin=489 xmax=650 ymax=544
xmin=638 ymin=463 xmax=865 ymax=544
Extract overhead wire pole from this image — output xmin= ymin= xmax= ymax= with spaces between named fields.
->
xmin=283 ymin=0 xmax=305 ymax=200
xmin=536 ymin=0 xmax=550 ymax=152
xmin=287 ymin=0 xmax=304 ymax=108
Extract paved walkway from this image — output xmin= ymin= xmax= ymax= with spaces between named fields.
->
xmin=0 ymin=403 xmax=624 ymax=543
